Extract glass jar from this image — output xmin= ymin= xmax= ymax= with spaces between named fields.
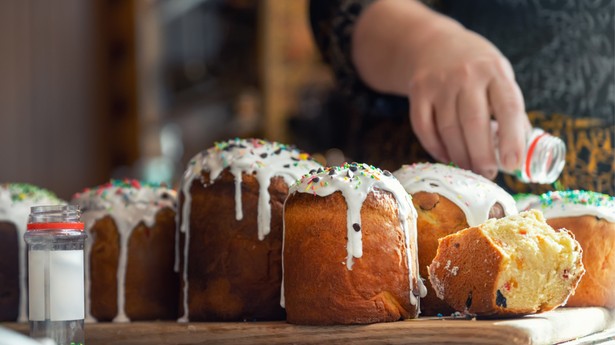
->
xmin=498 ymin=127 xmax=566 ymax=184
xmin=25 ymin=205 xmax=86 ymax=345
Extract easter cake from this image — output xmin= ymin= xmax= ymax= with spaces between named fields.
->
xmin=283 ymin=163 xmax=425 ymax=325
xmin=394 ymin=163 xmax=517 ymax=315
xmin=177 ymin=138 xmax=322 ymax=321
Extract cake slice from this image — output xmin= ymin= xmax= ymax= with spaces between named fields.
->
xmin=428 ymin=210 xmax=585 ymax=316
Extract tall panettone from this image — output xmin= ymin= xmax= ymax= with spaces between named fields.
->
xmin=177 ymin=138 xmax=322 ymax=321
xmin=283 ymin=163 xmax=425 ymax=325
xmin=71 ymin=179 xmax=178 ymax=322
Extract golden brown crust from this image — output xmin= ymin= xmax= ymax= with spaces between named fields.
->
xmin=283 ymin=190 xmax=419 ymax=325
xmin=89 ymin=209 xmax=179 ymax=321
xmin=548 ymin=216 xmax=615 ymax=308
xmin=89 ymin=215 xmax=120 ymax=321
xmin=182 ymin=170 xmax=286 ymax=321
xmin=428 ymin=227 xmax=512 ymax=316
xmin=414 ymin=191 xmax=508 ymax=316
xmin=0 ymin=221 xmax=19 ymax=321
xmin=125 ymin=207 xmax=179 ymax=319
xmin=429 ymin=221 xmax=584 ymax=317
xmin=413 ymin=192 xmax=468 ymax=316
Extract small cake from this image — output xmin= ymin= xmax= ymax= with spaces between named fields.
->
xmin=283 ymin=163 xmax=425 ymax=325
xmin=527 ymin=190 xmax=615 ymax=308
xmin=428 ymin=210 xmax=585 ymax=317
xmin=393 ymin=163 xmax=517 ymax=315
xmin=0 ymin=183 xmax=64 ymax=322
xmin=178 ymin=138 xmax=322 ymax=321
xmin=71 ymin=179 xmax=178 ymax=322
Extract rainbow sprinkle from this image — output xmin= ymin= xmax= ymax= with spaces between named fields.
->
xmin=293 ymin=162 xmax=391 ymax=194
xmin=206 ymin=138 xmax=314 ymax=170
xmin=1 ymin=183 xmax=62 ymax=203
xmin=539 ymin=190 xmax=615 ymax=209
xmin=71 ymin=179 xmax=176 ymax=213
xmin=73 ymin=179 xmax=166 ymax=199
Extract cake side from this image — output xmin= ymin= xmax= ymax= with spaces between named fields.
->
xmin=412 ymin=191 xmax=469 ymax=315
xmin=182 ymin=171 xmax=287 ymax=321
xmin=283 ymin=190 xmax=418 ymax=325
xmin=522 ymin=190 xmax=615 ymax=307
xmin=547 ymin=215 xmax=615 ymax=307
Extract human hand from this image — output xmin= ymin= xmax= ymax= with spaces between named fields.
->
xmin=405 ymin=24 xmax=531 ymax=179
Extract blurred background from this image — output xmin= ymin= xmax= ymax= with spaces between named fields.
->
xmin=0 ymin=0 xmax=346 ymax=199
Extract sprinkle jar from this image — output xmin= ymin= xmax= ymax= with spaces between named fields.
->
xmin=25 ymin=205 xmax=86 ymax=345
xmin=499 ymin=127 xmax=566 ymax=184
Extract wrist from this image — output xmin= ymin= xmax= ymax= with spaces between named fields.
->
xmin=394 ymin=12 xmax=464 ymax=84
xmin=353 ymin=0 xmax=464 ymax=95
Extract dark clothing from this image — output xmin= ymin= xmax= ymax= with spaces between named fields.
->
xmin=309 ymin=0 xmax=615 ymax=194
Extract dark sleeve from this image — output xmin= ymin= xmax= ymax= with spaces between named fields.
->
xmin=309 ymin=0 xmax=378 ymax=109
xmin=309 ymin=0 xmax=416 ymax=119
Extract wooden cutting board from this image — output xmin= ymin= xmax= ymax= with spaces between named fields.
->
xmin=3 ymin=307 xmax=615 ymax=345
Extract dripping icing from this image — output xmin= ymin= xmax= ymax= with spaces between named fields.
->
xmin=285 ymin=163 xmax=425 ymax=307
xmin=71 ymin=179 xmax=177 ymax=323
xmin=177 ymin=138 xmax=321 ymax=320
xmin=393 ymin=163 xmax=518 ymax=226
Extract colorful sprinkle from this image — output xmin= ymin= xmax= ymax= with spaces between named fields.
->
xmin=1 ymin=183 xmax=62 ymax=204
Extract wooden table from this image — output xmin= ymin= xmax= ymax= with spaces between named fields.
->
xmin=4 ymin=307 xmax=615 ymax=345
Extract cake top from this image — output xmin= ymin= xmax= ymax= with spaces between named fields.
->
xmin=530 ymin=190 xmax=615 ymax=222
xmin=71 ymin=179 xmax=177 ymax=213
xmin=0 ymin=183 xmax=64 ymax=228
xmin=0 ymin=183 xmax=63 ymax=206
xmin=393 ymin=162 xmax=517 ymax=227
xmin=290 ymin=162 xmax=407 ymax=199
xmin=184 ymin=138 xmax=321 ymax=185
xmin=289 ymin=162 xmax=416 ymax=262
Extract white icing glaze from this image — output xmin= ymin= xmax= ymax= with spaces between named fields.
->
xmin=177 ymin=138 xmax=321 ymax=321
xmin=0 ymin=184 xmax=64 ymax=322
xmin=393 ymin=163 xmax=518 ymax=226
xmin=283 ymin=163 xmax=425 ymax=308
xmin=71 ymin=180 xmax=177 ymax=323
xmin=525 ymin=190 xmax=615 ymax=223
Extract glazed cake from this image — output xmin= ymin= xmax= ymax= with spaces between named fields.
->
xmin=71 ymin=179 xmax=178 ymax=322
xmin=526 ymin=190 xmax=615 ymax=307
xmin=0 ymin=183 xmax=64 ymax=321
xmin=178 ymin=138 xmax=322 ymax=321
xmin=393 ymin=163 xmax=517 ymax=315
xmin=283 ymin=163 xmax=426 ymax=325
xmin=429 ymin=210 xmax=585 ymax=317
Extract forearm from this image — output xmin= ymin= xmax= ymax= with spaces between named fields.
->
xmin=352 ymin=0 xmax=462 ymax=95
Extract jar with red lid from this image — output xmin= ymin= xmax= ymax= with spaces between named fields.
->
xmin=497 ymin=127 xmax=566 ymax=184
xmin=25 ymin=205 xmax=86 ymax=345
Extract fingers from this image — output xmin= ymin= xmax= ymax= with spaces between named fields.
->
xmin=458 ymin=88 xmax=497 ymax=178
xmin=488 ymin=74 xmax=530 ymax=172
xmin=409 ymin=54 xmax=528 ymax=180
xmin=434 ymin=89 xmax=471 ymax=170
xmin=409 ymin=83 xmax=449 ymax=163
